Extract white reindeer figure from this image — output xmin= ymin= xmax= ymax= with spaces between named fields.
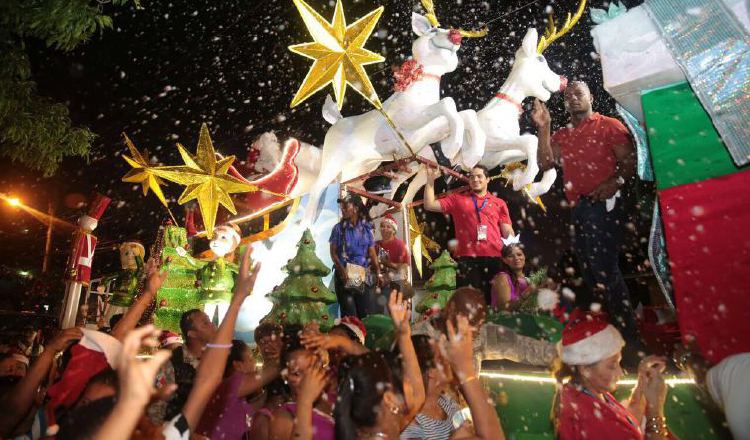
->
xmin=300 ymin=11 xmax=486 ymax=224
xmin=392 ymin=27 xmax=566 ymax=208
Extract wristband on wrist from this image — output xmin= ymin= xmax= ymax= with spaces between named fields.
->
xmin=645 ymin=415 xmax=667 ymax=435
xmin=459 ymin=374 xmax=478 ymax=386
xmin=206 ymin=343 xmax=233 ymax=349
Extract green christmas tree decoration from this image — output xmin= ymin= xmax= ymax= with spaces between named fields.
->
xmin=515 ymin=267 xmax=549 ymax=314
xmin=417 ymin=250 xmax=457 ymax=314
xmin=261 ymin=229 xmax=337 ymax=330
xmin=154 ymin=225 xmax=203 ymax=332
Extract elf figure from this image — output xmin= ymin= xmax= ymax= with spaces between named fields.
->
xmin=104 ymin=241 xmax=146 ymax=318
xmin=197 ymin=224 xmax=241 ymax=322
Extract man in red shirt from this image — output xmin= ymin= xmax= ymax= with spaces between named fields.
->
xmin=424 ymin=164 xmax=514 ymax=305
xmin=532 ymin=80 xmax=638 ymax=340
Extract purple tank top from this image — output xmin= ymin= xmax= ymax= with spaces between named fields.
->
xmin=492 ymin=272 xmax=529 ymax=308
xmin=283 ymin=402 xmax=335 ymax=440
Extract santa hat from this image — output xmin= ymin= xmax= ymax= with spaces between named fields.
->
xmin=159 ymin=330 xmax=184 ymax=348
xmin=559 ymin=310 xmax=625 ymax=366
xmin=380 ymin=214 xmax=398 ymax=232
xmin=335 ymin=316 xmax=366 ymax=345
xmin=46 ymin=329 xmax=122 ymax=413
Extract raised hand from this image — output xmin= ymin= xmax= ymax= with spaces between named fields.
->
xmin=425 ymin=164 xmax=441 ymax=183
xmin=144 ymin=257 xmax=169 ymax=294
xmin=531 ymin=99 xmax=551 ymax=128
xmin=233 ymin=246 xmax=261 ymax=302
xmin=117 ymin=325 xmax=175 ymax=408
xmin=444 ymin=315 xmax=476 ymax=382
xmin=297 ymin=362 xmax=329 ymax=405
xmin=388 ymin=289 xmax=411 ymax=334
xmin=46 ymin=327 xmax=83 ymax=354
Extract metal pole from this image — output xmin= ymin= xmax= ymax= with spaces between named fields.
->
xmin=42 ymin=201 xmax=53 ymax=273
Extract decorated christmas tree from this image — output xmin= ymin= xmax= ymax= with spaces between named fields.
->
xmin=417 ymin=250 xmax=457 ymax=315
xmin=261 ymin=229 xmax=337 ymax=330
xmin=154 ymin=224 xmax=203 ymax=332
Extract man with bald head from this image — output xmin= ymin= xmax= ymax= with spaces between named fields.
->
xmin=532 ymin=80 xmax=638 ymax=341
xmin=413 ymin=287 xmax=558 ymax=371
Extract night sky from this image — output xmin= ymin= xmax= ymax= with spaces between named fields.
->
xmin=0 ymin=0 xmax=653 ymax=310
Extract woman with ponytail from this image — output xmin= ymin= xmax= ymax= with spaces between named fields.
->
xmin=331 ymin=289 xmax=426 ymax=440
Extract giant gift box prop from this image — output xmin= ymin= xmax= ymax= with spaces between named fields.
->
xmin=659 ymin=170 xmax=750 ymax=364
xmin=590 ymin=0 xmax=749 ymax=122
xmin=642 ymin=82 xmax=748 ymax=190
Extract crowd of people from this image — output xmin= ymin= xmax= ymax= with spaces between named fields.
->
xmin=0 ymin=80 xmax=748 ymax=440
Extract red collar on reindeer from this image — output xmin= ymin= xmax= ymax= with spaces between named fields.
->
xmin=494 ymin=92 xmax=524 ymax=115
xmin=393 ymin=60 xmax=441 ymax=92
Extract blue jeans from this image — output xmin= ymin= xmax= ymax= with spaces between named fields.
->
xmin=572 ymin=197 xmax=638 ymax=340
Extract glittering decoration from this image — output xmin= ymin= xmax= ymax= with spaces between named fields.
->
xmin=408 ymin=208 xmax=440 ymax=277
xmin=590 ymin=1 xmax=627 ymax=24
xmin=150 ymin=123 xmax=258 ymax=238
xmin=288 ymin=0 xmax=384 ymax=109
xmin=392 ymin=60 xmax=425 ymax=92
xmin=537 ymin=0 xmax=587 ymax=53
xmin=644 ymin=0 xmax=750 ymax=166
xmin=616 ymin=104 xmax=653 ymax=181
xmin=121 ymin=133 xmax=170 ymax=208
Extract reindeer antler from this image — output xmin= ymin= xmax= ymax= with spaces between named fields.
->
xmin=420 ymin=0 xmax=440 ymax=28
xmin=458 ymin=27 xmax=488 ymax=38
xmin=536 ymin=0 xmax=587 ymax=54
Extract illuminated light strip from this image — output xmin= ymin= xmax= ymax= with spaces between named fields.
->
xmin=480 ymin=371 xmax=695 ymax=386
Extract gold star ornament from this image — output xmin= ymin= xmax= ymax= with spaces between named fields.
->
xmin=409 ymin=208 xmax=440 ymax=277
xmin=121 ymin=133 xmax=170 ymax=208
xmin=289 ymin=0 xmax=384 ymax=109
xmin=151 ymin=123 xmax=258 ymax=238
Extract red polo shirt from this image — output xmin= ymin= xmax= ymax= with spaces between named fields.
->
xmin=438 ymin=191 xmax=511 ymax=258
xmin=552 ymin=113 xmax=631 ymax=203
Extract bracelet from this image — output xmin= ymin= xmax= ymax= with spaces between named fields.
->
xmin=459 ymin=374 xmax=479 ymax=386
xmin=206 ymin=343 xmax=233 ymax=349
xmin=645 ymin=416 xmax=667 ymax=435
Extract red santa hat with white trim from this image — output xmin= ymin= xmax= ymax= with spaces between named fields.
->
xmin=559 ymin=309 xmax=625 ymax=366
xmin=380 ymin=214 xmax=398 ymax=232
xmin=334 ymin=316 xmax=367 ymax=345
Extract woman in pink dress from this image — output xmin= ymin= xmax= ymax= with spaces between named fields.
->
xmin=490 ymin=243 xmax=531 ymax=310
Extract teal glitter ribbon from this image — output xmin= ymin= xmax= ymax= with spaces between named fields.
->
xmin=616 ymin=103 xmax=654 ymax=181
xmin=644 ymin=0 xmax=750 ymax=166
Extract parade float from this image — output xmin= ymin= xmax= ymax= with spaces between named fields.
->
xmin=57 ymin=0 xmax=747 ymax=437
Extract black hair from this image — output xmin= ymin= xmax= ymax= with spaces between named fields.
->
xmin=411 ymin=335 xmax=437 ymax=391
xmin=500 ymin=243 xmax=526 ymax=290
xmin=335 ymin=351 xmax=395 ymax=440
xmin=0 ymin=375 xmax=20 ymax=399
xmin=254 ymin=322 xmax=283 ymax=342
xmin=265 ymin=377 xmax=290 ymax=398
xmin=87 ymin=368 xmax=118 ymax=390
xmin=179 ymin=308 xmax=203 ymax=338
xmin=56 ymin=396 xmax=117 ymax=440
xmin=340 ymin=194 xmax=371 ymax=222
xmin=281 ymin=324 xmax=304 ymax=366
xmin=471 ymin=164 xmax=490 ymax=178
xmin=225 ymin=339 xmax=249 ymax=378
xmin=108 ymin=313 xmax=124 ymax=330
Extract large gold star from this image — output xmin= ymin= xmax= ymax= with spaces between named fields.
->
xmin=289 ymin=0 xmax=385 ymax=109
xmin=121 ymin=133 xmax=170 ymax=208
xmin=151 ymin=123 xmax=258 ymax=238
xmin=409 ymin=208 xmax=440 ymax=277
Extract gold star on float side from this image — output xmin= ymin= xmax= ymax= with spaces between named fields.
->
xmin=151 ymin=123 xmax=258 ymax=238
xmin=289 ymin=0 xmax=385 ymax=109
xmin=121 ymin=133 xmax=170 ymax=208
xmin=409 ymin=208 xmax=440 ymax=277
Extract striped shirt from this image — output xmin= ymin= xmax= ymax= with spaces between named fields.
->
xmin=400 ymin=395 xmax=460 ymax=440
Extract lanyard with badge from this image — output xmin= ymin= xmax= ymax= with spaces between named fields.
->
xmin=472 ymin=195 xmax=488 ymax=241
